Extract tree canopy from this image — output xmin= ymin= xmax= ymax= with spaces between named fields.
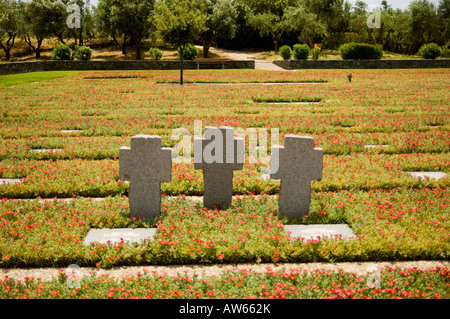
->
xmin=155 ymin=0 xmax=207 ymax=84
xmin=0 ymin=0 xmax=448 ymax=61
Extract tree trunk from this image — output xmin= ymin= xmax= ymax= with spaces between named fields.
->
xmin=203 ymin=39 xmax=212 ymax=58
xmin=79 ymin=29 xmax=83 ymax=47
xmin=273 ymin=37 xmax=279 ymax=53
xmin=180 ymin=46 xmax=184 ymax=85
xmin=135 ymin=39 xmax=142 ymax=60
xmin=35 ymin=39 xmax=44 ymax=58
xmin=56 ymin=34 xmax=66 ymax=45
xmin=0 ymin=33 xmax=15 ymax=61
xmin=367 ymin=28 xmax=376 ymax=45
xmin=1 ymin=44 xmax=11 ymax=60
xmin=112 ymin=33 xmax=127 ymax=55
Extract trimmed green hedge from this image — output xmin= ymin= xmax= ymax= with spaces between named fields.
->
xmin=279 ymin=45 xmax=292 ymax=60
xmin=73 ymin=46 xmax=93 ymax=61
xmin=52 ymin=44 xmax=72 ymax=61
xmin=293 ymin=44 xmax=310 ymax=60
xmin=418 ymin=43 xmax=442 ymax=60
xmin=339 ymin=43 xmax=383 ymax=60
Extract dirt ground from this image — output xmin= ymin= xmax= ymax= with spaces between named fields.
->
xmin=4 ymin=38 xmax=226 ymax=62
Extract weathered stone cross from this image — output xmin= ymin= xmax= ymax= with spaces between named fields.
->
xmin=194 ymin=126 xmax=244 ymax=209
xmin=119 ymin=135 xmax=172 ymax=219
xmin=270 ymin=135 xmax=323 ymax=219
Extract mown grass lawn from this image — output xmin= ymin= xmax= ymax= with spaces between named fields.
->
xmin=0 ymin=71 xmax=80 ymax=88
xmin=0 ymin=69 xmax=448 ymax=299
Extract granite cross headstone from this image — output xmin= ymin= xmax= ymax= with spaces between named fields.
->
xmin=270 ymin=135 xmax=323 ymax=219
xmin=119 ymin=135 xmax=172 ymax=219
xmin=194 ymin=126 xmax=244 ymax=209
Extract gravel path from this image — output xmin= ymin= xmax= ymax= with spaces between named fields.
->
xmin=203 ymin=46 xmax=286 ymax=71
xmin=1 ymin=261 xmax=448 ymax=282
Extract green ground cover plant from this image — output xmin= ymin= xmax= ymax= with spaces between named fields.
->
xmin=0 ymin=188 xmax=448 ymax=268
xmin=0 ymin=69 xmax=448 ymax=298
xmin=1 ymin=266 xmax=448 ymax=299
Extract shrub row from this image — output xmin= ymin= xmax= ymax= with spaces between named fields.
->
xmin=52 ymin=44 xmax=200 ymax=62
xmin=50 ymin=43 xmax=449 ymax=62
xmin=279 ymin=44 xmax=321 ymax=61
xmin=52 ymin=44 xmax=93 ymax=61
xmin=338 ymin=42 xmax=446 ymax=60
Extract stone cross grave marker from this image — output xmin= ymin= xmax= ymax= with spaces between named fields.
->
xmin=270 ymin=135 xmax=323 ymax=219
xmin=119 ymin=135 xmax=172 ymax=219
xmin=194 ymin=126 xmax=244 ymax=209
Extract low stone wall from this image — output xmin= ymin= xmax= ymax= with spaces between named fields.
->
xmin=0 ymin=60 xmax=255 ymax=76
xmin=273 ymin=59 xmax=450 ymax=70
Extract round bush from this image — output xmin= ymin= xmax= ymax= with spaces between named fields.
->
xmin=148 ymin=47 xmax=163 ymax=60
xmin=293 ymin=44 xmax=311 ymax=60
xmin=441 ymin=47 xmax=450 ymax=58
xmin=279 ymin=45 xmax=292 ymax=60
xmin=52 ymin=44 xmax=72 ymax=61
xmin=311 ymin=47 xmax=321 ymax=61
xmin=178 ymin=43 xmax=198 ymax=60
xmin=73 ymin=46 xmax=92 ymax=61
xmin=339 ymin=43 xmax=383 ymax=60
xmin=418 ymin=43 xmax=442 ymax=60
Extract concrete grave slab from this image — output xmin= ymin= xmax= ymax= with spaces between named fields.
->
xmin=266 ymin=101 xmax=321 ymax=105
xmin=364 ymin=145 xmax=389 ymax=149
xmin=83 ymin=228 xmax=156 ymax=245
xmin=61 ymin=130 xmax=83 ymax=133
xmin=408 ymin=172 xmax=447 ymax=180
xmin=30 ymin=149 xmax=62 ymax=153
xmin=285 ymin=224 xmax=356 ymax=241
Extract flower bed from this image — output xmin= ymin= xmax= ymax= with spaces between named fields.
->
xmin=0 ymin=266 xmax=448 ymax=299
xmin=0 ymin=69 xmax=448 ymax=298
xmin=0 ymin=189 xmax=448 ymax=268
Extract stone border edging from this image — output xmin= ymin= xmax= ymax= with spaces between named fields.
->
xmin=0 ymin=260 xmax=448 ymax=282
xmin=0 ymin=60 xmax=256 ymax=76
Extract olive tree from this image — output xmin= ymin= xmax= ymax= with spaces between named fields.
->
xmin=0 ymin=0 xmax=20 ymax=60
xmin=199 ymin=0 xmax=237 ymax=58
xmin=20 ymin=0 xmax=67 ymax=58
xmin=155 ymin=0 xmax=207 ymax=85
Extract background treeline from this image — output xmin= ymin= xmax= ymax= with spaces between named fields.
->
xmin=1 ymin=0 xmax=449 ymax=61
